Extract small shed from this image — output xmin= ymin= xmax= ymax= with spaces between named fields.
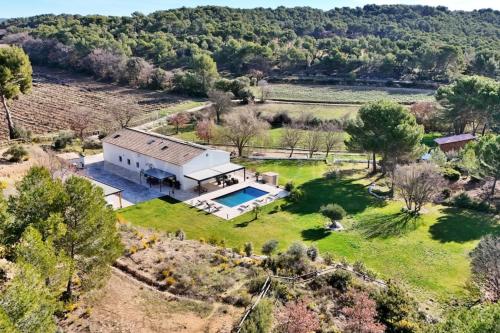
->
xmin=261 ymin=172 xmax=279 ymax=186
xmin=434 ymin=134 xmax=475 ymax=153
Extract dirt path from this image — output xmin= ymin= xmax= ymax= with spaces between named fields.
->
xmin=61 ymin=269 xmax=241 ymax=333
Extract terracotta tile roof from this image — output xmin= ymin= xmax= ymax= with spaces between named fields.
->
xmin=434 ymin=134 xmax=475 ymax=145
xmin=103 ymin=128 xmax=207 ymax=166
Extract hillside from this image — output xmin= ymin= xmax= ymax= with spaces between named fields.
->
xmin=0 ymin=67 xmax=192 ymax=141
xmin=2 ymin=5 xmax=499 ymax=82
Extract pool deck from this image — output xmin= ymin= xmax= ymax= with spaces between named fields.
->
xmin=183 ymin=182 xmax=288 ymax=220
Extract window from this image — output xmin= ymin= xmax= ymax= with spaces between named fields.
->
xmin=161 ymin=145 xmax=168 ymax=150
xmin=136 ymin=162 xmax=140 ymax=168
xmin=113 ymin=134 xmax=121 ymax=139
xmin=119 ymin=156 xmax=122 ymax=162
xmin=127 ymin=159 xmax=131 ymax=165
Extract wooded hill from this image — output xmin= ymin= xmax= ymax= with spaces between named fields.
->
xmin=1 ymin=5 xmax=499 ymax=83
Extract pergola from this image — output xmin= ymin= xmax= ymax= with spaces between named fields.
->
xmin=87 ymin=178 xmax=124 ymax=208
xmin=184 ymin=162 xmax=245 ymax=195
xmin=140 ymin=167 xmax=176 ymax=191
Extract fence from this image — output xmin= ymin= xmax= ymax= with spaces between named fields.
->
xmin=233 ymin=263 xmax=387 ymax=332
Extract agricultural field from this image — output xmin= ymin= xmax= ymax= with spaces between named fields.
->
xmin=1 ymin=66 xmax=199 ymax=141
xmin=119 ymin=160 xmax=499 ymax=304
xmin=247 ymin=102 xmax=360 ymax=120
xmin=254 ymin=84 xmax=435 ymax=104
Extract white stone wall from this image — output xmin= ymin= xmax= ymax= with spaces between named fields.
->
xmin=103 ymin=143 xmax=230 ymax=191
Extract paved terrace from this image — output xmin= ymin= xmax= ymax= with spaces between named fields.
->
xmin=80 ymin=154 xmax=288 ymax=217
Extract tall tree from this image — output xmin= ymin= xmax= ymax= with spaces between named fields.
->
xmin=474 ymin=134 xmax=500 ymax=199
xmin=208 ymin=90 xmax=232 ymax=124
xmin=436 ymin=76 xmax=500 ymax=135
xmin=192 ymin=54 xmax=218 ymax=95
xmin=58 ymin=176 xmax=122 ymax=299
xmin=4 ymin=167 xmax=67 ymax=247
xmin=0 ymin=263 xmax=58 ymax=333
xmin=322 ymin=123 xmax=343 ymax=158
xmin=393 ymin=163 xmax=443 ymax=214
xmin=345 ymin=100 xmax=423 ymax=174
xmin=0 ymin=46 xmax=33 ymax=139
xmin=222 ymin=108 xmax=269 ymax=156
xmin=168 ymin=112 xmax=190 ymax=134
xmin=304 ymin=128 xmax=322 ymax=158
xmin=281 ymin=124 xmax=303 ymax=158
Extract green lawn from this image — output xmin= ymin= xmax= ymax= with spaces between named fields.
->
xmin=119 ymin=160 xmax=499 ymax=303
xmin=252 ymin=84 xmax=435 ymax=104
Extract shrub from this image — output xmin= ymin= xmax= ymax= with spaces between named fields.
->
xmin=441 ymin=167 xmax=460 ymax=181
xmin=323 ymin=252 xmax=334 ymax=265
xmin=175 ymin=229 xmax=186 ymax=241
xmin=452 ymin=193 xmax=492 ymax=212
xmin=52 ymin=132 xmax=74 ymax=150
xmin=306 ymin=245 xmax=319 ymax=261
xmin=11 ymin=126 xmax=32 ymax=140
xmin=82 ymin=138 xmax=102 ymax=150
xmin=320 ymin=203 xmax=346 ymax=221
xmin=284 ymin=181 xmax=295 ymax=192
xmin=239 ymin=299 xmax=273 ymax=333
xmin=2 ymin=144 xmax=28 ymax=162
xmin=289 ymin=188 xmax=304 ymax=202
xmin=327 ymin=270 xmax=352 ymax=292
xmin=244 ymin=242 xmax=254 ymax=257
xmin=261 ymin=239 xmax=279 ymax=256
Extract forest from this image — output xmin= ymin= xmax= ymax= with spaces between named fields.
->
xmin=0 ymin=5 xmax=499 ymax=89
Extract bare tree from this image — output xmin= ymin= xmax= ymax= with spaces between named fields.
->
xmin=304 ymin=127 xmax=322 ymax=158
xmin=257 ymin=79 xmax=270 ymax=103
xmin=393 ymin=163 xmax=443 ymax=214
xmin=109 ymin=100 xmax=141 ymax=128
xmin=208 ymin=90 xmax=232 ymax=124
xmin=222 ymin=108 xmax=269 ymax=156
xmin=281 ymin=124 xmax=303 ymax=158
xmin=470 ymin=234 xmax=500 ymax=302
xmin=84 ymin=48 xmax=126 ymax=82
xmin=322 ymin=123 xmax=343 ymax=157
xmin=168 ymin=112 xmax=190 ymax=134
xmin=33 ymin=149 xmax=73 ymax=180
xmin=195 ymin=118 xmax=217 ymax=144
xmin=68 ymin=108 xmax=92 ymax=139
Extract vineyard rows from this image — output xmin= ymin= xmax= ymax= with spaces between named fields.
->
xmin=1 ymin=67 xmax=188 ymax=141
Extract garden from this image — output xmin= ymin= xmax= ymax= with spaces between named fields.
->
xmin=118 ymin=160 xmax=498 ymax=305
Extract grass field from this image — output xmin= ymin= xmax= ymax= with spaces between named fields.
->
xmin=243 ymin=103 xmax=360 ymax=120
xmin=253 ymin=84 xmax=435 ymax=104
xmin=119 ymin=160 xmax=498 ymax=303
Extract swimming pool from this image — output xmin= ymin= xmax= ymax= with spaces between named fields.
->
xmin=214 ymin=186 xmax=269 ymax=208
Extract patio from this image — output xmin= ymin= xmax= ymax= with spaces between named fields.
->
xmin=184 ymin=182 xmax=288 ymax=220
xmin=80 ymin=154 xmax=287 ymax=216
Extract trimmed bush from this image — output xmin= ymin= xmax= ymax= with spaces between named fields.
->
xmin=320 ymin=203 xmax=346 ymax=221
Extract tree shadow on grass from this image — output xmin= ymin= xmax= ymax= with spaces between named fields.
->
xmin=301 ymin=227 xmax=332 ymax=241
xmin=429 ymin=207 xmax=500 ymax=243
xmin=357 ymin=212 xmax=421 ymax=239
xmin=286 ymin=177 xmax=377 ymax=216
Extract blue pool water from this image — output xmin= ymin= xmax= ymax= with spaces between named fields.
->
xmin=214 ymin=186 xmax=269 ymax=208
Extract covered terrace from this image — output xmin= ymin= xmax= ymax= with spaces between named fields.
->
xmin=140 ymin=167 xmax=177 ymax=191
xmin=184 ymin=162 xmax=246 ymax=195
